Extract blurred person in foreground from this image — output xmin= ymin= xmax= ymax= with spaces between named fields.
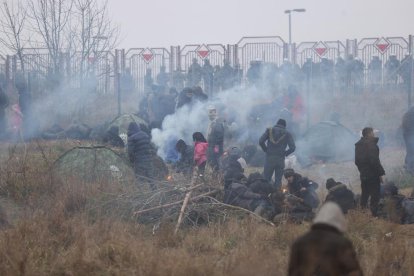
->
xmin=288 ymin=202 xmax=363 ymax=276
xmin=355 ymin=127 xmax=385 ymax=216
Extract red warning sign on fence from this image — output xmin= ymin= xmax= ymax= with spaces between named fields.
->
xmin=313 ymin=42 xmax=328 ymax=57
xmin=374 ymin=38 xmax=390 ymax=54
xmin=197 ymin=45 xmax=210 ymax=59
xmin=141 ymin=48 xmax=154 ymax=63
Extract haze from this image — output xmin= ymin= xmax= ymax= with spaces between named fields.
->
xmin=107 ymin=0 xmax=413 ymax=48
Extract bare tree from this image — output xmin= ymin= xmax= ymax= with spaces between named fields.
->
xmin=28 ymin=0 xmax=74 ymax=76
xmin=71 ymin=0 xmax=119 ymax=83
xmin=0 ymin=0 xmax=28 ymax=71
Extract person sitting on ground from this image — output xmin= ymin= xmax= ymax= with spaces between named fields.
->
xmin=103 ymin=126 xmax=125 ymax=148
xmin=223 ymin=173 xmax=274 ymax=219
xmin=175 ymin=139 xmax=194 ymax=176
xmin=223 ymin=146 xmax=245 ymax=189
xmin=247 ymin=172 xmax=284 ymax=215
xmin=247 ymin=172 xmax=276 ymax=196
xmin=284 ymin=168 xmax=320 ymax=209
xmin=325 ymin=178 xmax=356 ymax=214
xmin=288 ymin=202 xmax=363 ymax=276
xmin=378 ymin=182 xmax=406 ymax=223
xmin=193 ymin=132 xmax=208 ymax=176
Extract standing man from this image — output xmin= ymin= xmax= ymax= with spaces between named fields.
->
xmin=259 ymin=119 xmax=295 ymax=189
xmin=355 ymin=127 xmax=385 ymax=216
xmin=127 ymin=122 xmax=155 ymax=190
xmin=207 ymin=105 xmax=225 ymax=171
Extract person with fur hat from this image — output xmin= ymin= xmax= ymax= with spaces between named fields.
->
xmin=325 ymin=178 xmax=356 ymax=214
xmin=288 ymin=202 xmax=363 ymax=276
xmin=259 ymin=118 xmax=295 ymax=189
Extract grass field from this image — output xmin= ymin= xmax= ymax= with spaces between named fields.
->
xmin=0 ymin=92 xmax=413 ymax=275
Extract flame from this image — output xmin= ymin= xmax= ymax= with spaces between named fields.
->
xmin=166 ymin=175 xmax=173 ymax=181
xmin=282 ymin=188 xmax=288 ymax=193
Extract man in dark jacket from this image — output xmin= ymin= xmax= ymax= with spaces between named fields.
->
xmin=127 ymin=122 xmax=154 ymax=189
xmin=325 ymin=178 xmax=356 ymax=214
xmin=288 ymin=202 xmax=363 ymax=276
xmin=259 ymin=119 xmax=295 ymax=189
xmin=284 ymin=168 xmax=320 ymax=209
xmin=355 ymin=127 xmax=385 ymax=216
xmin=103 ymin=126 xmax=125 ymax=148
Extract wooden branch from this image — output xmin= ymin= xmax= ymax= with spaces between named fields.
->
xmin=174 ymin=168 xmax=198 ymax=234
xmin=203 ymin=197 xmax=275 ymax=227
xmin=132 ymin=190 xmax=218 ymax=216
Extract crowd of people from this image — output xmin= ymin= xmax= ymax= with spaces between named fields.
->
xmin=126 ymin=54 xmax=413 ymax=99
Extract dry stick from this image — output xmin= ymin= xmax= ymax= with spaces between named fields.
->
xmin=204 ymin=196 xmax=276 ymax=227
xmin=132 ymin=190 xmax=218 ymax=216
xmin=174 ymin=168 xmax=199 ymax=234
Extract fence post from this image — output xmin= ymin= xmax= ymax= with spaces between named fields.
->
xmin=114 ymin=49 xmax=121 ymax=116
xmin=409 ymin=35 xmax=413 ymax=108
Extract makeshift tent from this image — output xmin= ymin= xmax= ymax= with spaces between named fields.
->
xmin=53 ymin=146 xmax=135 ymax=183
xmin=295 ymin=121 xmax=358 ymax=167
xmin=107 ymin=114 xmax=148 ymax=135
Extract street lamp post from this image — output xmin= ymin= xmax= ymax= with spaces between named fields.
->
xmin=284 ymin=9 xmax=306 ymax=45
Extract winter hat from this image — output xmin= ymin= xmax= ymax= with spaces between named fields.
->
xmin=325 ymin=178 xmax=338 ymax=190
xmin=283 ymin=168 xmax=295 ymax=178
xmin=313 ymin=202 xmax=347 ymax=233
xmin=228 ymin=146 xmax=241 ymax=159
xmin=277 ymin=119 xmax=286 ymax=127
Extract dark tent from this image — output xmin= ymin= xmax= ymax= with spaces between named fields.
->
xmin=295 ymin=121 xmax=358 ymax=167
xmin=53 ymin=146 xmax=135 ymax=184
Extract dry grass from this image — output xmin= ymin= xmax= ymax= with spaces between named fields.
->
xmin=0 ymin=141 xmax=414 ymax=275
xmin=0 ymin=90 xmax=414 ymax=275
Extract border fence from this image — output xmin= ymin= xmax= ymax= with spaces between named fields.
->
xmin=0 ymin=35 xmax=413 ymax=98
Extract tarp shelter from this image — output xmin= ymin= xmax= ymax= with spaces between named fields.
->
xmin=295 ymin=121 xmax=358 ymax=167
xmin=53 ymin=146 xmax=135 ymax=184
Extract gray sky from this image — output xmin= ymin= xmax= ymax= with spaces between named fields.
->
xmin=107 ymin=0 xmax=413 ymax=48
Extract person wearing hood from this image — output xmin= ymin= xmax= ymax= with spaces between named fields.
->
xmin=288 ymin=202 xmax=363 ymax=276
xmin=103 ymin=126 xmax=125 ymax=148
xmin=355 ymin=127 xmax=385 ymax=216
xmin=325 ymin=178 xmax=356 ymax=214
xmin=259 ymin=118 xmax=295 ymax=189
xmin=127 ymin=122 xmax=154 ymax=189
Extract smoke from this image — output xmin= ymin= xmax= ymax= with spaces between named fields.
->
xmin=151 ymin=84 xmax=278 ymax=159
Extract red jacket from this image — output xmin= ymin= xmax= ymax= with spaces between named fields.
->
xmin=194 ymin=142 xmax=208 ymax=166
